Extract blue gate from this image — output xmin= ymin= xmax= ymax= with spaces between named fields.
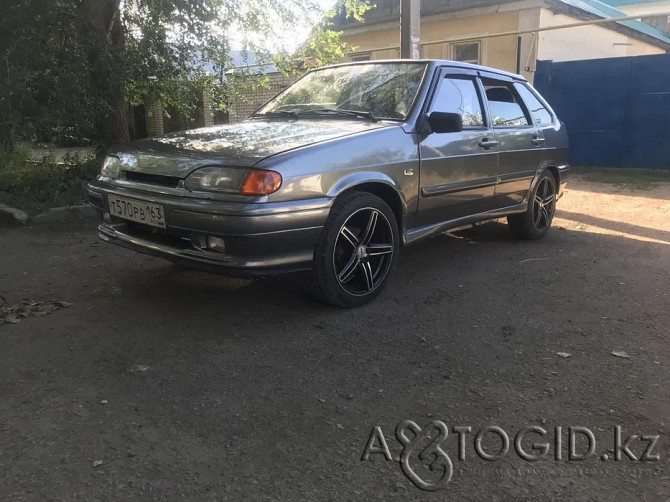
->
xmin=534 ymin=54 xmax=670 ymax=169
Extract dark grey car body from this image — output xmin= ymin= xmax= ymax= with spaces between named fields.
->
xmin=88 ymin=60 xmax=569 ymax=277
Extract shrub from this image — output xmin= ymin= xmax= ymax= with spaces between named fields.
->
xmin=0 ymin=149 xmax=102 ymax=213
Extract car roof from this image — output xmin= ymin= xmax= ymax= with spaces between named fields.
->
xmin=315 ymin=59 xmax=527 ymax=82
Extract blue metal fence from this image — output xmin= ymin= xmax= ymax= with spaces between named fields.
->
xmin=534 ymin=54 xmax=670 ymax=169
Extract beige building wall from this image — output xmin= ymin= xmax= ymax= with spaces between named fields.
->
xmin=536 ymin=8 xmax=665 ymax=61
xmin=339 ymin=1 xmax=666 ymax=83
xmin=342 ymin=7 xmax=532 ymax=75
xmin=420 ymin=10 xmax=521 ymax=72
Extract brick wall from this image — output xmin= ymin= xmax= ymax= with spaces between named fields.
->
xmin=227 ymin=72 xmax=297 ymax=123
xmin=146 ymin=101 xmax=165 ymax=137
xmin=200 ymin=90 xmax=215 ymax=127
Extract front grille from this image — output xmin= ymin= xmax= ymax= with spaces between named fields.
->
xmin=123 ymin=171 xmax=181 ymax=188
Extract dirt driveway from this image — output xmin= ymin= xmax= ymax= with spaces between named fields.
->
xmin=1 ymin=173 xmax=669 ymax=501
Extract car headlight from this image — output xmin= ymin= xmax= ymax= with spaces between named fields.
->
xmin=185 ymin=167 xmax=282 ymax=196
xmin=100 ymin=155 xmax=122 ymax=179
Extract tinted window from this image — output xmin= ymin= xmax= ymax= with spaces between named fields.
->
xmin=514 ymin=83 xmax=554 ymax=126
xmin=483 ymin=80 xmax=529 ymax=127
xmin=430 ymin=76 xmax=484 ymax=127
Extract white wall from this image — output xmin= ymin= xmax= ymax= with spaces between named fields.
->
xmin=616 ymin=1 xmax=670 ymax=16
xmin=536 ymin=9 xmax=665 ymax=62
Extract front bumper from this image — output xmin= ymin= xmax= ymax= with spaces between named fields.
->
xmin=88 ymin=180 xmax=333 ymax=276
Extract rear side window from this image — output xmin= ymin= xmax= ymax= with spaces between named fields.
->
xmin=482 ymin=79 xmax=529 ymax=128
xmin=514 ymin=83 xmax=554 ymax=126
xmin=430 ymin=76 xmax=484 ymax=127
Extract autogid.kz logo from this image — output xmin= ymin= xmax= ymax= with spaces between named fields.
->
xmin=361 ymin=421 xmax=661 ymax=492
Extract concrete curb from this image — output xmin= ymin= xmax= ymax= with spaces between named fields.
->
xmin=31 ymin=205 xmax=96 ymax=225
xmin=0 ymin=204 xmax=96 ymax=227
xmin=0 ymin=204 xmax=29 ymax=227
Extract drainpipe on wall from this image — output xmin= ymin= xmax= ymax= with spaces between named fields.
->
xmin=400 ymin=0 xmax=421 ymax=59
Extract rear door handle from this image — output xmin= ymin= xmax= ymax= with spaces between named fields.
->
xmin=532 ymin=136 xmax=546 ymax=146
xmin=479 ymin=138 xmax=499 ymax=150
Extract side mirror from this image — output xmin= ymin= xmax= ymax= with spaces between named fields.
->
xmin=426 ymin=112 xmax=463 ymax=134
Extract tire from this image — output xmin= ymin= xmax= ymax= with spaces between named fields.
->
xmin=508 ymin=170 xmax=557 ymax=240
xmin=313 ymin=191 xmax=400 ymax=307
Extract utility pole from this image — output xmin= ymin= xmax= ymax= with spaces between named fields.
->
xmin=400 ymin=0 xmax=421 ymax=59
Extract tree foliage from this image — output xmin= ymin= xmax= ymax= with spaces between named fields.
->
xmin=0 ymin=0 xmax=371 ymax=150
xmin=0 ymin=1 xmax=102 ymax=149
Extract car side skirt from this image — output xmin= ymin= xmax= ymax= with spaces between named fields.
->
xmin=403 ymin=201 xmax=528 ymax=245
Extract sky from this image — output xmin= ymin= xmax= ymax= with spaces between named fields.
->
xmin=228 ymin=0 xmax=339 ymax=52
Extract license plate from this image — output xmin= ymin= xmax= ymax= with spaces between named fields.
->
xmin=107 ymin=195 xmax=166 ymax=228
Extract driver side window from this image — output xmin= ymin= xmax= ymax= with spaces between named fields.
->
xmin=429 ymin=76 xmax=484 ymax=128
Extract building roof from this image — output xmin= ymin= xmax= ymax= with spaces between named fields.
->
xmin=331 ymin=0 xmax=670 ymax=47
xmin=552 ymin=0 xmax=670 ymax=44
xmin=601 ymin=0 xmax=668 ymax=6
xmin=222 ymin=51 xmax=278 ymax=78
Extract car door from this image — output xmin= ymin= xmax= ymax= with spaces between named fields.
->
xmin=417 ymin=68 xmax=500 ymax=227
xmin=480 ymin=73 xmax=544 ymax=208
xmin=513 ymin=81 xmax=565 ymax=160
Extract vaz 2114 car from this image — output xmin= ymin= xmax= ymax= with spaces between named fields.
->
xmin=89 ymin=60 xmax=569 ymax=307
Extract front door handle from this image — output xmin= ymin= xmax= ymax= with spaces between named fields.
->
xmin=532 ymin=136 xmax=546 ymax=146
xmin=479 ymin=138 xmax=499 ymax=150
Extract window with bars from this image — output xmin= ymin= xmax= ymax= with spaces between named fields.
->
xmin=451 ymin=42 xmax=481 ymax=64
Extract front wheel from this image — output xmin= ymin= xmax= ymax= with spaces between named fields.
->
xmin=313 ymin=191 xmax=399 ymax=307
xmin=508 ymin=171 xmax=557 ymax=240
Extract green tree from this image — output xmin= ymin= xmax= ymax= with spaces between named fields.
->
xmin=0 ymin=0 xmax=103 ymax=150
xmin=0 ymin=0 xmax=371 ymax=151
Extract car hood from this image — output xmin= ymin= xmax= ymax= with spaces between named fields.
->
xmin=113 ymin=119 xmax=394 ymax=177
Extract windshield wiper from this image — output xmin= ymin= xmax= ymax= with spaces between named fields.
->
xmin=300 ymin=108 xmax=378 ymax=122
xmin=251 ymin=111 xmax=299 ymax=119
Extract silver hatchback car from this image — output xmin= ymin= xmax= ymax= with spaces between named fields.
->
xmin=88 ymin=60 xmax=569 ymax=307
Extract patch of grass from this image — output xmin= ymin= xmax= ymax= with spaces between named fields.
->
xmin=572 ymin=167 xmax=670 ymax=190
xmin=0 ymin=150 xmax=102 ymax=213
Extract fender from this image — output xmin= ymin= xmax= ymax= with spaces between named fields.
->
xmin=327 ymin=171 xmax=411 ymax=235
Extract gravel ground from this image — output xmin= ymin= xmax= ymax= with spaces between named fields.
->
xmin=1 ymin=175 xmax=669 ymax=501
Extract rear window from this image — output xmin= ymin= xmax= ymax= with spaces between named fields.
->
xmin=514 ymin=83 xmax=554 ymax=127
xmin=482 ymin=79 xmax=529 ymax=128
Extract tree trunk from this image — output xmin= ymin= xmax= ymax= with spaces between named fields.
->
xmin=85 ymin=0 xmax=129 ymax=145
xmin=0 ymin=124 xmax=16 ymax=153
xmin=105 ymin=94 xmax=130 ymax=145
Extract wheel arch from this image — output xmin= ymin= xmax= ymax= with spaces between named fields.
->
xmin=545 ymin=165 xmax=560 ymax=188
xmin=329 ymin=174 xmax=406 ymax=235
xmin=529 ymin=164 xmax=560 ymax=196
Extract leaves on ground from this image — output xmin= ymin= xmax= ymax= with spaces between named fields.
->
xmin=0 ymin=300 xmax=73 ymax=326
xmin=128 ymin=365 xmax=151 ymax=373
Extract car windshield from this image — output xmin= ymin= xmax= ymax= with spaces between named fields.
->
xmin=256 ymin=63 xmax=428 ymax=121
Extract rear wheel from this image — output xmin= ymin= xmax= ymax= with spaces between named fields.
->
xmin=313 ymin=191 xmax=399 ymax=307
xmin=508 ymin=170 xmax=557 ymax=240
